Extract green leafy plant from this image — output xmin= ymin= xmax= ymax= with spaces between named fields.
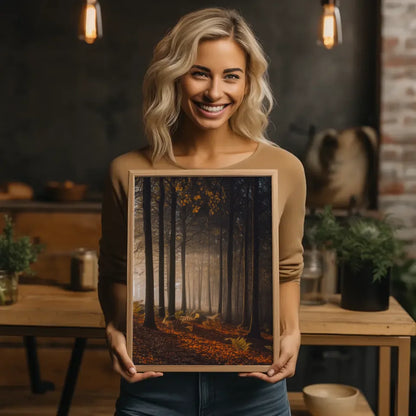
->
xmin=304 ymin=205 xmax=343 ymax=250
xmin=337 ymin=215 xmax=403 ymax=281
xmin=0 ymin=215 xmax=43 ymax=274
xmin=306 ymin=207 xmax=404 ymax=281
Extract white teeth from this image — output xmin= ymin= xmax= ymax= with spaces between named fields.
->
xmin=199 ymin=104 xmax=226 ymax=113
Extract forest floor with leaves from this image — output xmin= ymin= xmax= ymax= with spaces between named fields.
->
xmin=132 ymin=309 xmax=273 ymax=366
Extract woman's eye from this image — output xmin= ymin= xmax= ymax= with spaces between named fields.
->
xmin=225 ymin=73 xmax=240 ymax=80
xmin=191 ymin=71 xmax=208 ymax=78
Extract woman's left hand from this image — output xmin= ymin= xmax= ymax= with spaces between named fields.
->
xmin=239 ymin=330 xmax=301 ymax=383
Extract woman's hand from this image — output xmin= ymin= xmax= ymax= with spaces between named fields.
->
xmin=106 ymin=322 xmax=163 ymax=383
xmin=239 ymin=330 xmax=301 ymax=383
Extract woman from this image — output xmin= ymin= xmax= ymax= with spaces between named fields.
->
xmin=99 ymin=8 xmax=305 ymax=416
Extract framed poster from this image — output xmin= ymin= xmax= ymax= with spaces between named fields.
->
xmin=127 ymin=170 xmax=279 ymax=372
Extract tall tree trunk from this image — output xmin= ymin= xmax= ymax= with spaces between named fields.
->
xmin=198 ymin=261 xmax=202 ymax=310
xmin=168 ymin=181 xmax=177 ymax=318
xmin=248 ymin=178 xmax=261 ymax=338
xmin=207 ymin=220 xmax=212 ymax=314
xmin=218 ymin=224 xmax=223 ymax=315
xmin=186 ymin=265 xmax=190 ymax=312
xmin=180 ymin=208 xmax=187 ymax=312
xmin=242 ymin=184 xmax=251 ymax=327
xmin=190 ymin=262 xmax=195 ymax=310
xmin=236 ymin=239 xmax=244 ymax=320
xmin=193 ymin=263 xmax=197 ymax=310
xmin=158 ymin=178 xmax=165 ymax=318
xmin=143 ymin=177 xmax=157 ymax=329
xmin=225 ymin=184 xmax=234 ymax=322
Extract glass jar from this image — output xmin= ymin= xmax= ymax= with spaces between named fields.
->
xmin=70 ymin=248 xmax=98 ymax=291
xmin=301 ymin=248 xmax=325 ymax=305
xmin=0 ymin=270 xmax=19 ymax=305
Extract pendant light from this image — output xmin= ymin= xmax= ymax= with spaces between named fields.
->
xmin=79 ymin=0 xmax=103 ymax=44
xmin=318 ymin=0 xmax=342 ymax=49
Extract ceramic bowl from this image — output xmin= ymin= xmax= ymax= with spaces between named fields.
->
xmin=46 ymin=181 xmax=88 ymax=202
xmin=303 ymin=383 xmax=359 ymax=416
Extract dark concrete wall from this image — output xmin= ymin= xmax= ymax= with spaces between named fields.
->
xmin=0 ymin=0 xmax=378 ymax=196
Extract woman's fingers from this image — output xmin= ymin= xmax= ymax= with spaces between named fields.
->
xmin=107 ymin=325 xmax=163 ymax=382
xmin=268 ymin=349 xmax=295 ymax=378
xmin=111 ymin=344 xmax=136 ymax=377
xmin=111 ymin=346 xmax=163 ymax=382
xmin=239 ymin=356 xmax=294 ymax=383
xmin=107 ymin=327 xmax=135 ymax=376
xmin=239 ymin=332 xmax=300 ymax=384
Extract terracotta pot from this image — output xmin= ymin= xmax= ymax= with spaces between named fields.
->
xmin=340 ymin=262 xmax=390 ymax=311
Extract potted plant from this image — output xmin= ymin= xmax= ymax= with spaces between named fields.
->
xmin=313 ymin=207 xmax=403 ymax=311
xmin=0 ymin=215 xmax=43 ymax=305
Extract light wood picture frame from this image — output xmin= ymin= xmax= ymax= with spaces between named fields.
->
xmin=127 ymin=169 xmax=279 ymax=372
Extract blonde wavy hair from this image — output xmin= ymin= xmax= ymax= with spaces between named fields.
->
xmin=142 ymin=8 xmax=275 ymax=162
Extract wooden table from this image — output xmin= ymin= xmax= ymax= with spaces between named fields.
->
xmin=0 ymin=286 xmax=415 ymax=416
xmin=0 ymin=284 xmax=105 ymax=416
xmin=300 ymin=295 xmax=416 ymax=416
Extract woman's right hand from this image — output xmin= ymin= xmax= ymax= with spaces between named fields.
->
xmin=106 ymin=322 xmax=164 ymax=383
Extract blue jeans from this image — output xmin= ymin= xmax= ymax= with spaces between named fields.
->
xmin=116 ymin=373 xmax=291 ymax=416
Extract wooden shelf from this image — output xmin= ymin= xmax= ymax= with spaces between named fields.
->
xmin=289 ymin=391 xmax=375 ymax=416
xmin=0 ymin=200 xmax=101 ymax=212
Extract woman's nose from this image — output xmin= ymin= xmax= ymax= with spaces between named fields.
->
xmin=204 ymin=78 xmax=222 ymax=102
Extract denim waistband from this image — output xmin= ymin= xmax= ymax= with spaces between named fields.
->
xmin=116 ymin=372 xmax=290 ymax=416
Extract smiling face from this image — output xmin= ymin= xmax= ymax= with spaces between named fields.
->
xmin=179 ymin=38 xmax=247 ymax=133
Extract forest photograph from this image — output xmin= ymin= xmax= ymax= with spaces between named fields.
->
xmin=129 ymin=173 xmax=277 ymax=369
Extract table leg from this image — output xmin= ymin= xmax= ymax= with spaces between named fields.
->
xmin=396 ymin=337 xmax=411 ymax=416
xmin=57 ymin=337 xmax=87 ymax=416
xmin=23 ymin=336 xmax=55 ymax=394
xmin=378 ymin=346 xmax=391 ymax=416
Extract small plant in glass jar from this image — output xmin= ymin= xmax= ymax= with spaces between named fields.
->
xmin=303 ymin=206 xmax=344 ymax=302
xmin=0 ymin=215 xmax=43 ymax=305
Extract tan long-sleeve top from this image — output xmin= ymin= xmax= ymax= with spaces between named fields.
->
xmin=99 ymin=142 xmax=306 ymax=284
